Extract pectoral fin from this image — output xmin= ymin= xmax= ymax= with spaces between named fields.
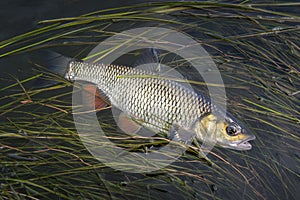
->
xmin=169 ymin=124 xmax=194 ymax=144
xmin=118 ymin=112 xmax=142 ymax=135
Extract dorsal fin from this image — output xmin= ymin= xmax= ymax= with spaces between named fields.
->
xmin=133 ymin=48 xmax=159 ymax=67
xmin=133 ymin=48 xmax=161 ymax=73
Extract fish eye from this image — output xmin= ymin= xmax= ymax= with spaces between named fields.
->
xmin=226 ymin=124 xmax=238 ymax=136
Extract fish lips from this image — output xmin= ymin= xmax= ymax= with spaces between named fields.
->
xmin=227 ymin=134 xmax=256 ymax=151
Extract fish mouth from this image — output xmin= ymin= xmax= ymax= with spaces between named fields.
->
xmin=227 ymin=135 xmax=256 ymax=151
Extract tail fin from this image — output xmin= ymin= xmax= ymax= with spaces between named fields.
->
xmin=29 ymin=50 xmax=73 ymax=88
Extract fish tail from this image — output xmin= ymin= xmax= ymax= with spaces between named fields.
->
xmin=29 ymin=50 xmax=73 ymax=88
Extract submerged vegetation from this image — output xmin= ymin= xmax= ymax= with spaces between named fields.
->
xmin=0 ymin=1 xmax=299 ymax=199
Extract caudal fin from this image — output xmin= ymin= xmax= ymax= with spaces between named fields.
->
xmin=29 ymin=50 xmax=73 ymax=88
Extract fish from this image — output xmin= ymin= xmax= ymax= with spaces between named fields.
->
xmin=32 ymin=49 xmax=255 ymax=151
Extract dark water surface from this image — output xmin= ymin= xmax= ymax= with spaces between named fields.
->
xmin=0 ymin=1 xmax=299 ymax=200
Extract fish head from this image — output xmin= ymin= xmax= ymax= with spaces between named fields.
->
xmin=194 ymin=113 xmax=256 ymax=151
xmin=217 ymin=114 xmax=256 ymax=150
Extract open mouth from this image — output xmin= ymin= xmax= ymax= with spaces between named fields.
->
xmin=228 ymin=135 xmax=256 ymax=150
xmin=236 ymin=141 xmax=252 ymax=150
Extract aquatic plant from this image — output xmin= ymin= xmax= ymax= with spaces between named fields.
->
xmin=0 ymin=1 xmax=299 ymax=199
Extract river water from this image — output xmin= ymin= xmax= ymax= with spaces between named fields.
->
xmin=0 ymin=1 xmax=299 ymax=199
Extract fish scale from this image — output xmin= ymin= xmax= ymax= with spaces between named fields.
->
xmin=67 ymin=60 xmax=213 ymax=134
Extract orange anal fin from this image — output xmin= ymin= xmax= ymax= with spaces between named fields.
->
xmin=81 ymin=84 xmax=110 ymax=111
xmin=118 ymin=112 xmax=142 ymax=135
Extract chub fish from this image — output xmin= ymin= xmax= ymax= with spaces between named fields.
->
xmin=33 ymin=49 xmax=255 ymax=151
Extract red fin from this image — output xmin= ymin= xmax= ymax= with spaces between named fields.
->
xmin=81 ymin=84 xmax=110 ymax=111
xmin=118 ymin=112 xmax=142 ymax=135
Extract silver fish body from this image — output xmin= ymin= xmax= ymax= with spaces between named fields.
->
xmin=67 ymin=61 xmax=214 ymax=136
xmin=49 ymin=53 xmax=255 ymax=151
